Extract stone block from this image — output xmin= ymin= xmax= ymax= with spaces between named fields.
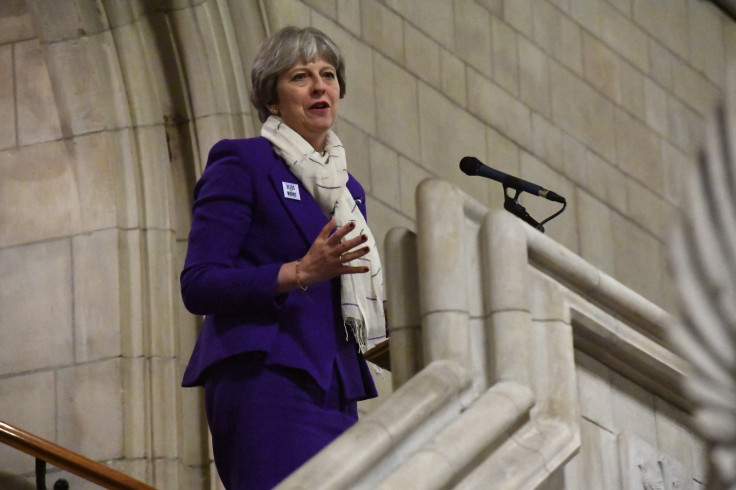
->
xmin=440 ymin=49 xmax=466 ymax=106
xmin=467 ymin=68 xmax=531 ymax=149
xmin=625 ymin=177 xmax=672 ymax=240
xmin=531 ymin=112 xmax=563 ymax=171
xmin=633 ymin=0 xmax=689 ymax=60
xmin=485 ymin=126 xmax=520 ymax=209
xmin=71 ymin=131 xmax=119 ymax=230
xmin=72 ymin=229 xmax=121 ymax=362
xmin=374 ymin=54 xmax=420 ymax=158
xmin=576 ymin=350 xmax=614 ymax=430
xmin=361 ymin=0 xmax=404 ymax=63
xmin=671 ymin=60 xmax=721 ymax=117
xmin=654 ymin=398 xmax=704 ymax=485
xmin=726 ymin=18 xmax=736 ymax=67
xmin=614 ymin=107 xmax=663 ymax=194
xmin=667 ymin=94 xmax=704 ymax=157
xmin=56 ymin=358 xmax=124 ymax=460
xmin=314 ymin=15 xmax=376 ymax=134
xmin=418 ymin=82 xmax=489 ymax=205
xmin=644 ymin=77 xmax=669 ymax=136
xmin=0 ymin=371 xmax=56 ymax=473
xmin=618 ymin=61 xmax=645 ymax=122
xmin=454 ymin=0 xmax=492 ymax=78
xmin=611 ymin=215 xmax=665 ymax=306
xmin=110 ymin=21 xmax=163 ymax=127
xmin=369 ymin=139 xmax=401 ymax=210
xmin=688 ymin=0 xmax=724 ymax=85
xmin=661 ymin=140 xmax=691 ymax=207
xmin=576 ymin=190 xmax=615 ymax=276
xmin=151 ymin=357 xmax=178 ymax=457
xmin=519 ymin=37 xmax=551 ymax=119
xmin=15 ymin=39 xmax=63 ymax=146
xmin=0 ymin=239 xmax=74 ymax=375
xmin=576 ymin=418 xmax=621 ymax=488
xmin=398 ymin=156 xmax=430 ymax=218
xmin=305 ymin=0 xmax=337 ymax=18
xmin=610 ymin=363 xmax=657 ymax=448
xmin=135 ymin=124 xmax=174 ymax=230
xmin=337 ymin=0 xmax=361 ymax=36
xmin=0 ymin=1 xmax=34 ymax=44
xmin=582 ymin=31 xmax=621 ymax=103
xmin=558 ymin=13 xmax=583 ymax=75
xmin=569 ymin=0 xmax=601 ymax=33
xmin=118 ymin=230 xmax=145 ymax=357
xmin=0 ymin=141 xmax=83 ymax=247
xmin=647 ymin=38 xmax=674 ymax=90
xmin=503 ymin=0 xmax=533 ymax=37
xmin=550 ymin=61 xmax=616 ymax=163
xmin=385 ymin=0 xmax=454 ymax=49
xmin=404 ymin=22 xmax=440 ymax=89
xmin=26 ymin=0 xmax=108 ymax=43
xmin=0 ymin=44 xmax=15 ymax=150
xmin=264 ymin=0 xmax=311 ymax=31
xmin=491 ymin=17 xmax=519 ymax=95
xmin=144 ymin=229 xmax=177 ymax=357
xmin=599 ymin=1 xmax=648 ymax=72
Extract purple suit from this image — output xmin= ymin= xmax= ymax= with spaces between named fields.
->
xmin=181 ymin=137 xmax=377 ymax=489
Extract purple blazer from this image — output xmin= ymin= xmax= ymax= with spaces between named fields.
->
xmin=181 ymin=137 xmax=377 ymax=401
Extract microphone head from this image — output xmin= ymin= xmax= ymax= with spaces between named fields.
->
xmin=459 ymin=156 xmax=482 ymax=176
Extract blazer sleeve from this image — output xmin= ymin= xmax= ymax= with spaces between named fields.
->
xmin=180 ymin=140 xmax=283 ymax=316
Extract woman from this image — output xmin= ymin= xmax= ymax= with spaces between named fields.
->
xmin=180 ymin=26 xmax=386 ymax=489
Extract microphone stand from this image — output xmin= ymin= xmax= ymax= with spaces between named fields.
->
xmin=502 ymin=186 xmax=567 ymax=234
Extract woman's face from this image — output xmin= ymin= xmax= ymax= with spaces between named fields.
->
xmin=274 ymin=58 xmax=340 ymax=151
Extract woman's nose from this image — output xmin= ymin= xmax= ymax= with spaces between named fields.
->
xmin=312 ymin=76 xmax=326 ymax=93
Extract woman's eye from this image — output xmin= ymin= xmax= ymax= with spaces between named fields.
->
xmin=323 ymin=72 xmax=336 ymax=79
xmin=292 ymin=73 xmax=306 ymax=81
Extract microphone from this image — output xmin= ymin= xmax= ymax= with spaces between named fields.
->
xmin=459 ymin=156 xmax=566 ymax=203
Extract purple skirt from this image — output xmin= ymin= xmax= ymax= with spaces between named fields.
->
xmin=204 ymin=353 xmax=358 ymax=489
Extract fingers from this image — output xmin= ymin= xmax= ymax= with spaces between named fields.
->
xmin=338 ymin=245 xmax=370 ymax=264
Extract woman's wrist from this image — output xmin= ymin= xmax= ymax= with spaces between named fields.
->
xmin=295 ymin=259 xmax=308 ymax=291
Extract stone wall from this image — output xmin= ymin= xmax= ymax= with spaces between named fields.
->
xmin=0 ymin=0 xmax=732 ymax=488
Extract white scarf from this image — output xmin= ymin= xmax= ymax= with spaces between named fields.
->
xmin=262 ymin=116 xmax=386 ymax=353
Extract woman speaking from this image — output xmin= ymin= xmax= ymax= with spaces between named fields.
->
xmin=180 ymin=26 xmax=386 ymax=489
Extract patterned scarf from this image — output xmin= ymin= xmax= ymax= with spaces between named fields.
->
xmin=262 ymin=116 xmax=386 ymax=353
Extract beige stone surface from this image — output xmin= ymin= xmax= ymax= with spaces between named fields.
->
xmin=614 ymin=107 xmax=663 ymax=192
xmin=314 ymin=14 xmax=376 ymax=134
xmin=385 ymin=0 xmax=454 ymax=49
xmin=633 ymin=0 xmax=689 ymax=60
xmin=599 ymin=1 xmax=648 ymax=72
xmin=439 ymin=48 xmax=466 ymax=107
xmin=0 ymin=371 xmax=56 ymax=473
xmin=503 ymin=0 xmax=533 ymax=37
xmin=361 ymin=0 xmax=403 ymax=63
xmin=336 ymin=0 xmax=361 ymax=36
xmin=467 ymin=67 xmax=531 ymax=149
xmin=667 ymin=93 xmax=704 ymax=156
xmin=56 ymin=358 xmax=124 ymax=460
xmin=582 ymin=30 xmax=622 ymax=103
xmin=0 ymin=0 xmax=34 ymax=44
xmin=0 ymin=239 xmax=74 ymax=375
xmin=688 ymin=0 xmax=724 ymax=85
xmin=374 ymin=54 xmax=420 ymax=158
xmin=612 ymin=215 xmax=665 ymax=307
xmin=454 ymin=0 xmax=492 ymax=78
xmin=671 ymin=59 xmax=721 ymax=117
xmin=72 ymin=229 xmax=121 ymax=362
xmin=519 ymin=37 xmax=551 ymax=119
xmin=558 ymin=12 xmax=584 ymax=76
xmin=0 ymin=44 xmax=15 ymax=150
xmin=418 ymin=82 xmax=489 ymax=205
xmin=491 ymin=17 xmax=519 ymax=95
xmin=15 ymin=39 xmax=63 ymax=145
xmin=576 ymin=190 xmax=616 ymax=276
xmin=644 ymin=77 xmax=669 ymax=136
xmin=569 ymin=0 xmax=601 ymax=33
xmin=550 ymin=61 xmax=616 ymax=163
xmin=369 ymin=139 xmax=401 ymax=211
xmin=404 ymin=23 xmax=440 ymax=89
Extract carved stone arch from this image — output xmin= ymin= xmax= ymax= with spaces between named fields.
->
xmin=16 ymin=0 xmax=268 ymax=486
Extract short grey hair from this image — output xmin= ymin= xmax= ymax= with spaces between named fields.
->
xmin=250 ymin=26 xmax=346 ymax=123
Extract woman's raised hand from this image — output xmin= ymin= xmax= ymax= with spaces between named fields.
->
xmin=298 ymin=217 xmax=370 ymax=285
xmin=275 ymin=217 xmax=370 ymax=294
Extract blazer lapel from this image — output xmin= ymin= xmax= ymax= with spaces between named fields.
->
xmin=268 ymin=160 xmax=329 ymax=246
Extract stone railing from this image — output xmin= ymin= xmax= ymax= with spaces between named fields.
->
xmin=279 ymin=178 xmax=692 ymax=489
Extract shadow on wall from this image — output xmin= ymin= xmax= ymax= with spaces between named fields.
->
xmin=0 ymin=472 xmax=34 ymax=489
